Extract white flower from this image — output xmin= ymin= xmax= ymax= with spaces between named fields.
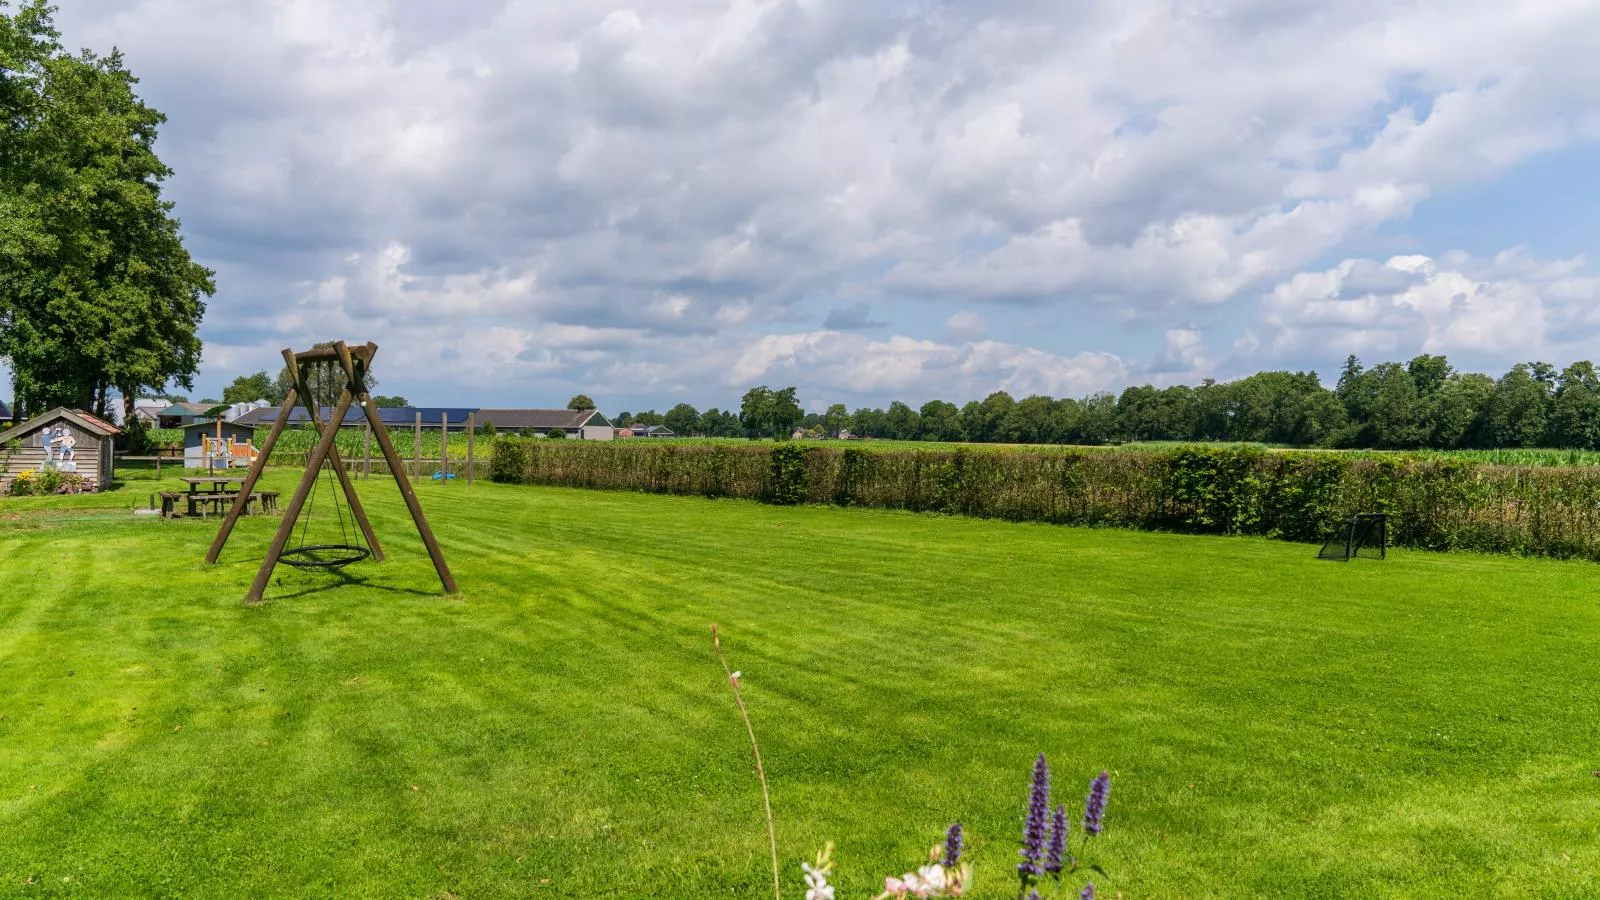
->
xmin=802 ymin=862 xmax=834 ymax=900
xmin=917 ymin=865 xmax=947 ymax=892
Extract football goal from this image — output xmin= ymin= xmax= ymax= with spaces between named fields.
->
xmin=1317 ymin=513 xmax=1387 ymax=562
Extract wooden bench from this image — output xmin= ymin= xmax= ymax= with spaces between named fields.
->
xmin=189 ymin=492 xmax=252 ymax=518
xmin=160 ymin=490 xmax=279 ymax=519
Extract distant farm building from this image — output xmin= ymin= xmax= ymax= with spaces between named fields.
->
xmin=621 ymin=424 xmax=674 ymax=438
xmin=155 ymin=401 xmax=223 ymax=429
xmin=233 ymin=406 xmax=615 ymax=440
xmin=477 ymin=409 xmax=614 ymax=440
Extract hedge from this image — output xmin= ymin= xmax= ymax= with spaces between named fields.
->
xmin=488 ymin=438 xmax=1600 ymax=561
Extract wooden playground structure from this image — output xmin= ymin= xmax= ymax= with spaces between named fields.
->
xmin=206 ymin=340 xmax=457 ymax=604
xmin=199 ymin=432 xmax=260 ymax=470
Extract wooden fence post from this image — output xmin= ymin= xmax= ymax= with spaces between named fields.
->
xmin=466 ymin=412 xmax=475 ymax=485
xmin=413 ymin=412 xmax=422 ymax=478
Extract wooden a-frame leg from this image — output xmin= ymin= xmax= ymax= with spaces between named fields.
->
xmin=338 ymin=342 xmax=458 ymax=595
xmin=244 ymin=390 xmax=355 ymax=604
xmin=207 ymin=385 xmax=298 ymax=564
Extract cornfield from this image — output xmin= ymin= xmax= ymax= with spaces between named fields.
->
xmin=263 ymin=427 xmax=488 ymax=464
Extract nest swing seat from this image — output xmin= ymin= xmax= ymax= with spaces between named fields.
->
xmin=279 ymin=373 xmax=373 ymax=572
xmin=278 ymin=543 xmax=371 ymax=570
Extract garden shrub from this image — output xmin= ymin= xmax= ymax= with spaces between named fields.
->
xmin=1159 ymin=445 xmax=1267 ymax=534
xmin=490 ymin=436 xmax=532 ymax=483
xmin=766 ymin=443 xmax=808 ymax=505
xmin=486 ymin=439 xmax=1600 ymax=563
xmin=834 ymin=447 xmax=875 ymax=506
xmin=6 ymin=469 xmax=94 ymax=495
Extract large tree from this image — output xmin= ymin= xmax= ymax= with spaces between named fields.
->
xmin=885 ymin=400 xmax=920 ymax=440
xmin=663 ymin=402 xmax=700 ymax=436
xmin=739 ymin=385 xmax=802 ymax=439
xmin=1547 ymin=361 xmax=1600 ymax=449
xmin=821 ymin=402 xmax=850 ymax=438
xmin=1487 ymin=363 xmax=1554 ymax=448
xmin=1 ymin=4 xmax=213 ymax=423
xmin=221 ymin=371 xmax=281 ymax=405
xmin=917 ymin=399 xmax=963 ymax=441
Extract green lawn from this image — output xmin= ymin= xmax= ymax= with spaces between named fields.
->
xmin=2 ymin=470 xmax=1598 ymax=898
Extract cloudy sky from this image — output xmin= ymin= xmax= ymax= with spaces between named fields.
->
xmin=15 ymin=0 xmax=1600 ymax=412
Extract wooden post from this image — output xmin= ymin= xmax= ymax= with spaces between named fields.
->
xmin=155 ymin=455 xmax=161 ymax=480
xmin=206 ymin=387 xmax=298 ymax=564
xmin=441 ymin=412 xmax=449 ymax=479
xmin=245 ymin=389 xmax=356 ymax=603
xmin=338 ymin=342 xmax=457 ymax=595
xmin=363 ymin=421 xmax=372 ymax=479
xmin=466 ymin=412 xmax=475 ymax=485
xmin=413 ymin=412 xmax=421 ymax=478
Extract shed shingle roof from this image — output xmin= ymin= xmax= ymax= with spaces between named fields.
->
xmin=0 ymin=407 xmax=121 ymax=443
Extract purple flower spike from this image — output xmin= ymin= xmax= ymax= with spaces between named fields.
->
xmin=1027 ymin=890 xmax=1042 ymax=900
xmin=1045 ymin=803 xmax=1067 ymax=874
xmin=943 ymin=822 xmax=964 ymax=867
xmin=1017 ymin=753 xmax=1051 ymax=879
xmin=1080 ymin=881 xmax=1096 ymax=900
xmin=1084 ymin=770 xmax=1111 ymax=836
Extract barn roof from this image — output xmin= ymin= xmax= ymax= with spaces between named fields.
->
xmin=156 ymin=401 xmax=221 ymax=417
xmin=0 ymin=407 xmax=121 ymax=443
xmin=475 ymin=409 xmax=607 ymax=429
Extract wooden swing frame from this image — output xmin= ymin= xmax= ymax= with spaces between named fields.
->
xmin=206 ymin=340 xmax=457 ymax=603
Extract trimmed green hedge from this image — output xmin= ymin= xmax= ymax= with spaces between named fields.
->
xmin=487 ymin=439 xmax=1600 ymax=561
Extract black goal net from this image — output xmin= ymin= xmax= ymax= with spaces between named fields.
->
xmin=1318 ymin=513 xmax=1387 ymax=561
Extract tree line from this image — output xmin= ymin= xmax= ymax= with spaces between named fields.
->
xmin=615 ymin=355 xmax=1600 ymax=450
xmin=1 ymin=2 xmax=212 ymax=425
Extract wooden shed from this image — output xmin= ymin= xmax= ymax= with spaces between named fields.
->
xmin=0 ymin=408 xmax=120 ymax=492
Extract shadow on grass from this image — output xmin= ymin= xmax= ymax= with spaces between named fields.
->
xmin=252 ymin=565 xmax=446 ymax=605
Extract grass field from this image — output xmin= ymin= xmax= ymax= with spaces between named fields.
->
xmin=2 ymin=470 xmax=1598 ymax=897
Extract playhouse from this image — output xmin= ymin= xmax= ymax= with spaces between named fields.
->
xmin=183 ymin=420 xmax=261 ymax=470
xmin=0 ymin=407 xmax=120 ymax=492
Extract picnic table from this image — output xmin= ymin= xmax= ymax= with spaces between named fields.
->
xmin=180 ymin=476 xmax=245 ymax=518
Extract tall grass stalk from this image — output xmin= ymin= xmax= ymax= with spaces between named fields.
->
xmin=711 ymin=624 xmax=781 ymax=900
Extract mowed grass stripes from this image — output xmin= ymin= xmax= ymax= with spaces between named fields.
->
xmin=1 ymin=475 xmax=1597 ymax=897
